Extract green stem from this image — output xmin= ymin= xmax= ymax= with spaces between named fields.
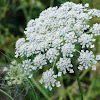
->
xmin=52 ymin=59 xmax=56 ymax=69
xmin=59 ymin=96 xmax=63 ymax=100
xmin=27 ymin=78 xmax=38 ymax=100
xmin=51 ymin=68 xmax=90 ymax=100
xmin=67 ymin=90 xmax=73 ymax=100
xmin=68 ymin=67 xmax=90 ymax=91
xmin=72 ymin=58 xmax=83 ymax=100
xmin=30 ymin=78 xmax=50 ymax=100
xmin=0 ymin=89 xmax=14 ymax=100
xmin=85 ymin=79 xmax=95 ymax=100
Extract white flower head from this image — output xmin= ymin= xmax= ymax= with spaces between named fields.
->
xmin=52 ymin=38 xmax=63 ymax=49
xmin=39 ymin=68 xmax=61 ymax=90
xmin=22 ymin=59 xmax=34 ymax=78
xmin=14 ymin=1 xmax=100 ymax=90
xmin=90 ymin=23 xmax=100 ymax=36
xmin=84 ymin=3 xmax=89 ymax=8
xmin=64 ymin=32 xmax=77 ymax=43
xmin=56 ymin=58 xmax=74 ymax=74
xmin=78 ymin=34 xmax=95 ymax=48
xmin=15 ymin=38 xmax=25 ymax=58
xmin=96 ymin=55 xmax=100 ymax=61
xmin=33 ymin=54 xmax=47 ymax=69
xmin=46 ymin=48 xmax=59 ymax=63
xmin=61 ymin=43 xmax=75 ymax=57
xmin=78 ymin=50 xmax=97 ymax=70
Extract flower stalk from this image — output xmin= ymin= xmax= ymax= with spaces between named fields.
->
xmin=30 ymin=78 xmax=50 ymax=100
xmin=27 ymin=78 xmax=38 ymax=100
xmin=0 ymin=89 xmax=14 ymax=100
xmin=72 ymin=58 xmax=83 ymax=100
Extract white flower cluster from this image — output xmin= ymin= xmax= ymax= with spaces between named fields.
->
xmin=3 ymin=60 xmax=26 ymax=85
xmin=39 ymin=68 xmax=61 ymax=91
xmin=61 ymin=43 xmax=75 ymax=57
xmin=14 ymin=2 xmax=100 ymax=90
xmin=22 ymin=59 xmax=34 ymax=78
xmin=33 ymin=54 xmax=47 ymax=69
xmin=90 ymin=23 xmax=100 ymax=36
xmin=78 ymin=34 xmax=95 ymax=48
xmin=56 ymin=58 xmax=74 ymax=74
xmin=96 ymin=55 xmax=100 ymax=60
xmin=46 ymin=48 xmax=59 ymax=63
xmin=78 ymin=50 xmax=97 ymax=70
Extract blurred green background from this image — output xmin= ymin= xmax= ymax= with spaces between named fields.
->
xmin=0 ymin=0 xmax=100 ymax=100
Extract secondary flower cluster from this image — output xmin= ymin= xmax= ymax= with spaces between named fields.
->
xmin=3 ymin=60 xmax=26 ymax=85
xmin=5 ymin=2 xmax=100 ymax=90
xmin=39 ymin=68 xmax=61 ymax=91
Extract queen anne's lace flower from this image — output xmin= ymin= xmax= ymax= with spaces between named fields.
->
xmin=96 ymin=55 xmax=100 ymax=61
xmin=33 ymin=54 xmax=47 ymax=69
xmin=61 ymin=43 xmax=75 ymax=57
xmin=52 ymin=38 xmax=63 ymax=49
xmin=15 ymin=38 xmax=25 ymax=58
xmin=78 ymin=50 xmax=97 ymax=70
xmin=64 ymin=32 xmax=77 ymax=43
xmin=88 ymin=9 xmax=100 ymax=18
xmin=46 ymin=48 xmax=59 ymax=63
xmin=56 ymin=58 xmax=74 ymax=74
xmin=22 ymin=59 xmax=35 ymax=78
xmin=90 ymin=23 xmax=100 ymax=36
xmin=78 ymin=34 xmax=95 ymax=48
xmin=39 ymin=68 xmax=61 ymax=91
xmin=84 ymin=3 xmax=89 ymax=7
xmin=13 ymin=2 xmax=100 ymax=90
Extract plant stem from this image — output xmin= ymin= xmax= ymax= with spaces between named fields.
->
xmin=0 ymin=89 xmax=14 ymax=100
xmin=30 ymin=78 xmax=50 ymax=100
xmin=72 ymin=58 xmax=83 ymax=100
xmin=68 ymin=67 xmax=90 ymax=91
xmin=85 ymin=79 xmax=95 ymax=100
xmin=51 ymin=68 xmax=90 ymax=100
xmin=67 ymin=90 xmax=73 ymax=100
xmin=27 ymin=78 xmax=38 ymax=100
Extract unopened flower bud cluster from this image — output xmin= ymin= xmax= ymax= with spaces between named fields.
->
xmin=3 ymin=60 xmax=26 ymax=85
xmin=9 ymin=2 xmax=100 ymax=90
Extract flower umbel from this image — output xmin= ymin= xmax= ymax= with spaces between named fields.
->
xmin=39 ymin=68 xmax=61 ymax=91
xmin=10 ymin=2 xmax=100 ymax=90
